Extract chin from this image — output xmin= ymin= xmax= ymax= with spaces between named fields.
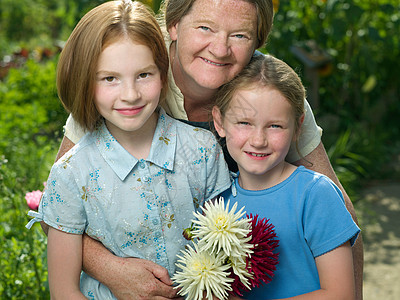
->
xmin=195 ymin=77 xmax=228 ymax=90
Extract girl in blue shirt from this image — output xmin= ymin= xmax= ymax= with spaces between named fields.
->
xmin=212 ymin=54 xmax=360 ymax=299
xmin=26 ymin=1 xmax=230 ymax=298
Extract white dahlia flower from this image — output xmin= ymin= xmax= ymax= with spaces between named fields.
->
xmin=192 ymin=198 xmax=253 ymax=259
xmin=173 ymin=243 xmax=234 ymax=300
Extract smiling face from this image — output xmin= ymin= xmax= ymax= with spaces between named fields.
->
xmin=213 ymin=83 xmax=297 ymax=189
xmin=94 ymin=37 xmax=162 ymax=143
xmin=168 ymin=0 xmax=258 ymax=94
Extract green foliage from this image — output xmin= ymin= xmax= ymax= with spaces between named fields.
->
xmin=0 ymin=157 xmax=49 ymax=298
xmin=0 ymin=58 xmax=65 ymax=298
xmin=0 ymin=0 xmax=105 ymax=57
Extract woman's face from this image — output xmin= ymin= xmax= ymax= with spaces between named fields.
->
xmin=168 ymin=0 xmax=258 ymax=93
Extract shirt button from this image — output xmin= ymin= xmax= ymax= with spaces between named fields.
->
xmin=155 ymin=231 xmax=161 ymax=238
xmin=143 ymin=176 xmax=150 ymax=182
xmin=139 ymin=161 xmax=146 ymax=169
xmin=152 ymin=219 xmax=159 ymax=225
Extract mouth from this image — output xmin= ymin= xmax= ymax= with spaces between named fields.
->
xmin=245 ymin=151 xmax=269 ymax=158
xmin=201 ymin=57 xmax=227 ymax=67
xmin=115 ymin=106 xmax=144 ymax=116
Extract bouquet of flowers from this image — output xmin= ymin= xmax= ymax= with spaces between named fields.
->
xmin=173 ymin=197 xmax=279 ymax=300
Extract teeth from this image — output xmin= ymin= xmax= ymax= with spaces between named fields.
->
xmin=250 ymin=153 xmax=266 ymax=157
xmin=203 ymin=58 xmax=225 ymax=66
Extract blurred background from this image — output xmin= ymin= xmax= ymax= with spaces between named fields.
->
xmin=0 ymin=0 xmax=399 ymax=298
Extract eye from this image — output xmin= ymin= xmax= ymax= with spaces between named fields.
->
xmin=234 ymin=34 xmax=245 ymax=39
xmin=138 ymin=73 xmax=150 ymax=79
xmin=237 ymin=121 xmax=250 ymax=126
xmin=104 ymin=76 xmax=116 ymax=82
xmin=199 ymin=26 xmax=211 ymax=31
xmin=270 ymin=124 xmax=282 ymax=129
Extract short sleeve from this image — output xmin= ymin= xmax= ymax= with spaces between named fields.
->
xmin=40 ymin=162 xmax=87 ymax=234
xmin=64 ymin=114 xmax=86 ymax=144
xmin=302 ymin=176 xmax=360 ymax=257
xmin=286 ymin=99 xmax=322 ymax=162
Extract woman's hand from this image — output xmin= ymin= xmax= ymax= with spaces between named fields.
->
xmin=108 ymin=257 xmax=182 ymax=299
xmin=82 ymin=234 xmax=182 ymax=299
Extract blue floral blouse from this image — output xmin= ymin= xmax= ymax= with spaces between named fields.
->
xmin=27 ymin=108 xmax=230 ymax=299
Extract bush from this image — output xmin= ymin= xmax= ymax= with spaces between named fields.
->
xmin=0 ymin=57 xmax=65 ymax=298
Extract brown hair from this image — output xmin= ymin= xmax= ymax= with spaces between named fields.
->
xmin=215 ymin=54 xmax=305 ymax=137
xmin=161 ymin=0 xmax=274 ymax=49
xmin=57 ymin=0 xmax=169 ymax=131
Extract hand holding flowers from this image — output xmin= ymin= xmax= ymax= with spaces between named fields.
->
xmin=173 ymin=197 xmax=279 ymax=300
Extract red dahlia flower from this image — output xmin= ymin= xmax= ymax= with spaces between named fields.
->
xmin=230 ymin=213 xmax=279 ymax=296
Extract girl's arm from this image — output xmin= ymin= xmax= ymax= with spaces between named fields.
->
xmin=273 ymin=242 xmax=355 ymax=300
xmin=293 ymin=141 xmax=363 ymax=300
xmin=47 ymin=227 xmax=86 ymax=299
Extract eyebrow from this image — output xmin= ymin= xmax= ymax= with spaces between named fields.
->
xmin=96 ymin=64 xmax=159 ymax=76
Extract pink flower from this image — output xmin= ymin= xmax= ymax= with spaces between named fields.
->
xmin=25 ymin=190 xmax=43 ymax=210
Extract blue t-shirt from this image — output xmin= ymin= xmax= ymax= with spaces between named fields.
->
xmin=28 ymin=108 xmax=230 ymax=299
xmin=221 ymin=166 xmax=360 ymax=299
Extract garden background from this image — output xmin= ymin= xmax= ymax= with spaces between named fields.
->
xmin=0 ymin=0 xmax=399 ymax=298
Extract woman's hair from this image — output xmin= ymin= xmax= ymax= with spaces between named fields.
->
xmin=57 ymin=0 xmax=169 ymax=131
xmin=161 ymin=0 xmax=274 ymax=49
xmin=214 ymin=54 xmax=306 ymax=137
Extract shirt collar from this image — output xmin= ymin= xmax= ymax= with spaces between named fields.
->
xmin=94 ymin=108 xmax=176 ymax=181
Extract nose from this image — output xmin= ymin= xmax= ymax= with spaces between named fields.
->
xmin=250 ymin=128 xmax=267 ymax=148
xmin=121 ymin=81 xmax=140 ymax=102
xmin=209 ymin=33 xmax=231 ymax=58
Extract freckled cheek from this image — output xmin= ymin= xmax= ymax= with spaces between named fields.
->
xmin=225 ymin=128 xmax=249 ymax=149
xmin=232 ymin=45 xmax=255 ymax=68
xmin=141 ymin=81 xmax=163 ymax=102
xmin=94 ymin=86 xmax=117 ymax=109
xmin=269 ymin=133 xmax=293 ymax=150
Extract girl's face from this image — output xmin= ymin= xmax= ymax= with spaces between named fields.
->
xmin=168 ymin=0 xmax=258 ymax=93
xmin=213 ymin=84 xmax=297 ymax=188
xmin=94 ymin=38 xmax=162 ymax=143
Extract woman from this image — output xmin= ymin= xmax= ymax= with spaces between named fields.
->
xmin=49 ymin=0 xmax=363 ymax=299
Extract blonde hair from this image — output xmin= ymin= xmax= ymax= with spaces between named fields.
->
xmin=215 ymin=54 xmax=305 ymax=136
xmin=57 ymin=0 xmax=169 ymax=131
xmin=161 ymin=0 xmax=274 ymax=49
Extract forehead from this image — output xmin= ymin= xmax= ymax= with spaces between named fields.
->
xmin=97 ymin=38 xmax=156 ymax=69
xmin=228 ymin=84 xmax=292 ymax=117
xmin=185 ymin=0 xmax=257 ymax=33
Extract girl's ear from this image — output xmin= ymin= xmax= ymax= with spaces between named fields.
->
xmin=299 ymin=113 xmax=305 ymax=127
xmin=293 ymin=113 xmax=305 ymax=141
xmin=212 ymin=106 xmax=226 ymax=138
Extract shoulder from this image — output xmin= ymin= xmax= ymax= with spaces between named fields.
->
xmin=53 ymin=132 xmax=96 ymax=169
xmin=294 ymin=166 xmax=344 ymax=204
xmin=173 ymin=119 xmax=218 ymax=144
xmin=296 ymin=166 xmax=337 ymax=186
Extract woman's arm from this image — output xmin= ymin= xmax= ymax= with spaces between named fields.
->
xmin=293 ymin=141 xmax=363 ymax=300
xmin=82 ymin=235 xmax=180 ymax=299
xmin=47 ymin=227 xmax=86 ymax=299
